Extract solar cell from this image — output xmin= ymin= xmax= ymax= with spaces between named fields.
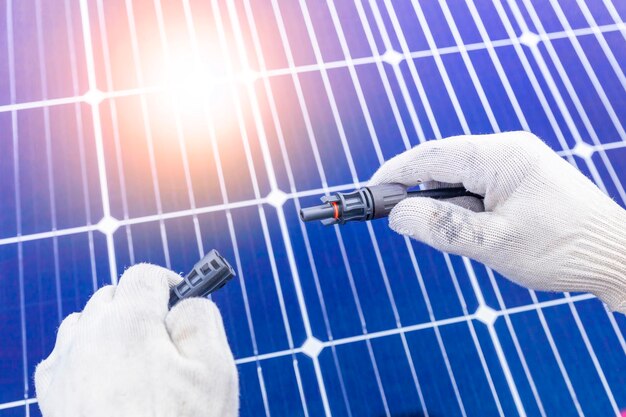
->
xmin=0 ymin=1 xmax=625 ymax=416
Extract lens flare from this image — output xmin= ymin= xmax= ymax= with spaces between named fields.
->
xmin=162 ymin=42 xmax=220 ymax=109
xmin=140 ymin=34 xmax=255 ymax=145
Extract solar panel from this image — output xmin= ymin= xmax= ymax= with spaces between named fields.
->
xmin=1 ymin=0 xmax=625 ymax=416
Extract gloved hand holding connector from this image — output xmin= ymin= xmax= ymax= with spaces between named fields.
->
xmin=34 ymin=262 xmax=239 ymax=417
xmin=370 ymin=132 xmax=626 ymax=313
xmin=300 ymin=184 xmax=481 ymax=225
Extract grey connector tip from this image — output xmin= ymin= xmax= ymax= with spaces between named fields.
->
xmin=299 ymin=183 xmax=407 ymax=226
xmin=168 ymin=250 xmax=236 ymax=308
xmin=299 ymin=203 xmax=336 ymax=222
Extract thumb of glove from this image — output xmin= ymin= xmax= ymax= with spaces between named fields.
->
xmin=389 ymin=197 xmax=504 ymax=263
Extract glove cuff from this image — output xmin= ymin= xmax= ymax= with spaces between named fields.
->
xmin=564 ymin=202 xmax=626 ymax=313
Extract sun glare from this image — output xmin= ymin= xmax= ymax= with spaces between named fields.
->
xmin=162 ymin=42 xmax=222 ymax=109
xmin=140 ymin=34 xmax=256 ymax=144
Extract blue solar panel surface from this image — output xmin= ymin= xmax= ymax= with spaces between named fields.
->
xmin=0 ymin=0 xmax=625 ymax=416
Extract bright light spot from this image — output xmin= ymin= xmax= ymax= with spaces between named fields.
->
xmin=83 ymin=88 xmax=105 ymax=106
xmin=97 ymin=216 xmax=120 ymax=235
xmin=130 ymin=31 xmax=256 ymax=151
xmin=475 ymin=304 xmax=498 ymax=326
xmin=238 ymin=69 xmax=259 ymax=85
xmin=161 ymin=42 xmax=222 ymax=111
xmin=301 ymin=337 xmax=324 ymax=358
xmin=141 ymin=36 xmax=243 ymax=142
xmin=572 ymin=141 xmax=595 ymax=159
xmin=519 ymin=31 xmax=541 ymax=48
xmin=266 ymin=189 xmax=289 ymax=208
xmin=141 ymin=36 xmax=259 ymax=143
xmin=381 ymin=49 xmax=404 ymax=66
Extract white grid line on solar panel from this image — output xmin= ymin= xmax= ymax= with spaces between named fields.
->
xmin=0 ymin=291 xmax=603 ymax=413
xmin=0 ymin=398 xmax=38 ymax=412
xmin=278 ymin=3 xmax=388 ymax=412
xmin=34 ymin=0 xmax=64 ymax=327
xmin=153 ymin=0 xmax=205 ymax=261
xmin=572 ymin=0 xmax=626 ymax=92
xmin=233 ymin=1 xmax=339 ymax=414
xmin=0 ymin=22 xmax=624 ymax=115
xmin=64 ymin=0 xmax=100 ymax=295
xmin=4 ymin=1 xmax=30 ymax=414
xmin=280 ymin=0 xmax=394 ymax=411
xmin=602 ymin=0 xmax=626 ymax=45
xmin=122 ymin=0 xmax=173 ymax=275
xmin=93 ymin=0 xmax=138 ymax=265
xmin=510 ymin=0 xmax=626 ymax=203
xmin=319 ymin=2 xmax=407 ymax=412
xmin=78 ymin=0 xmax=119 ymax=287
xmin=548 ymin=0 xmax=626 ymax=142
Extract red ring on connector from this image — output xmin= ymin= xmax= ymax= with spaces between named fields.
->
xmin=331 ymin=202 xmax=339 ymax=219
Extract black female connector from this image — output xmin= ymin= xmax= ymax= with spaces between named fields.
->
xmin=168 ymin=250 xmax=236 ymax=308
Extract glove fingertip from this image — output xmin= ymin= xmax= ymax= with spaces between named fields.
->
xmin=82 ymin=285 xmax=116 ymax=315
xmin=53 ymin=312 xmax=81 ymax=348
xmin=116 ymin=264 xmax=182 ymax=309
xmin=388 ymin=198 xmax=434 ymax=239
xmin=34 ymin=358 xmax=54 ymax=400
xmin=369 ymin=147 xmax=427 ymax=188
xmin=368 ymin=167 xmax=392 ymax=187
xmin=167 ymin=298 xmax=229 ymax=350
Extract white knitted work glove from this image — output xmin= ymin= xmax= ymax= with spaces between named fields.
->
xmin=370 ymin=132 xmax=626 ymax=313
xmin=34 ymin=264 xmax=239 ymax=417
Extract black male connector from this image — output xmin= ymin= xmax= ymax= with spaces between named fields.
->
xmin=168 ymin=250 xmax=236 ymax=308
xmin=299 ymin=183 xmax=482 ymax=226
